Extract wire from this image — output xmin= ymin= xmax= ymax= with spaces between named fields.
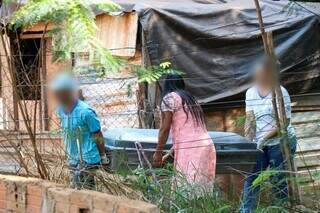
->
xmin=0 ymin=69 xmax=319 ymax=89
xmin=292 ymin=1 xmax=320 ymax=18
xmin=0 ymin=91 xmax=319 ymax=119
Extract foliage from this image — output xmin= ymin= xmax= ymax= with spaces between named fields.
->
xmin=252 ymin=170 xmax=279 ymax=188
xmin=9 ymin=0 xmax=122 ymax=72
xmin=135 ymin=62 xmax=184 ymax=83
xmin=235 ymin=115 xmax=246 ymax=128
xmin=127 ymin=166 xmax=235 ymax=213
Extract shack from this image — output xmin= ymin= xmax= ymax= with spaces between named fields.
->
xmin=0 ymin=0 xmax=320 ymax=198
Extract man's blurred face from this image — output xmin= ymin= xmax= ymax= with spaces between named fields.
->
xmin=53 ymin=89 xmax=75 ymax=107
xmin=254 ymin=64 xmax=273 ymax=87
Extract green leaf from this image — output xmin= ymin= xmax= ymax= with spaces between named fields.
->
xmin=134 ymin=63 xmax=184 ymax=83
xmin=252 ymin=170 xmax=278 ymax=188
xmin=160 ymin=61 xmax=171 ymax=69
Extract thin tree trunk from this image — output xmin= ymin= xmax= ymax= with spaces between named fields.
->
xmin=1 ymin=27 xmax=49 ymax=179
xmin=253 ymin=0 xmax=301 ymax=204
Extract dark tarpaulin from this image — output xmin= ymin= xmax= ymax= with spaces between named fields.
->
xmin=115 ymin=0 xmax=320 ymax=103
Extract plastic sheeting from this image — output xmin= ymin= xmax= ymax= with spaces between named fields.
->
xmin=103 ymin=127 xmax=249 ymax=148
xmin=115 ymin=0 xmax=320 ymax=103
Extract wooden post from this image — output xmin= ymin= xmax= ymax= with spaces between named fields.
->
xmin=253 ymin=0 xmax=301 ymax=203
xmin=266 ymin=33 xmax=301 ymax=203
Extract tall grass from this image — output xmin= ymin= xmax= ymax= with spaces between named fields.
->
xmin=105 ymin=163 xmax=319 ymax=213
xmin=122 ymin=165 xmax=235 ymax=213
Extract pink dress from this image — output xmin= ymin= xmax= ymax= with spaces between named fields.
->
xmin=161 ymin=92 xmax=216 ymax=186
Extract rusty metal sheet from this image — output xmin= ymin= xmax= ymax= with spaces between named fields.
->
xmin=96 ymin=12 xmax=138 ymax=58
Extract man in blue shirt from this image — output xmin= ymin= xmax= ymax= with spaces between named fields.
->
xmin=51 ymin=73 xmax=108 ymax=189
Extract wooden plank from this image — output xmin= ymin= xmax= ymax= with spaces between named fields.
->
xmin=292 ymin=95 xmax=320 ymax=108
xmin=294 ymin=122 xmax=320 ymax=139
xmin=20 ymin=33 xmax=49 ymax=39
xmin=300 ymin=182 xmax=320 ymax=196
xmin=23 ymin=22 xmax=55 ymax=32
xmin=297 ymin=169 xmax=320 ymax=187
xmin=96 ymin=12 xmax=138 ymax=57
xmin=295 ymin=153 xmax=320 ymax=168
xmin=296 ymin=137 xmax=320 ymax=153
xmin=292 ymin=111 xmax=320 ymax=124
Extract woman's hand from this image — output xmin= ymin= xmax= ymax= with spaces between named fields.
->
xmin=162 ymin=148 xmax=174 ymax=163
xmin=153 ymin=151 xmax=163 ymax=168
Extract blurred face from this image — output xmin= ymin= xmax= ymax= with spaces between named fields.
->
xmin=254 ymin=64 xmax=273 ymax=87
xmin=53 ymin=89 xmax=75 ymax=107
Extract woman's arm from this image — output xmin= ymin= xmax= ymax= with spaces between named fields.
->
xmin=153 ymin=111 xmax=173 ymax=167
xmin=157 ymin=112 xmax=173 ymax=150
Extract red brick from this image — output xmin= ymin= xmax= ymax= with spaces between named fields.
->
xmin=70 ymin=204 xmax=92 ymax=213
xmin=0 ymin=200 xmax=6 ymax=209
xmin=116 ymin=205 xmax=141 ymax=213
xmin=27 ymin=194 xmax=43 ymax=206
xmin=0 ymin=182 xmax=6 ymax=192
xmin=70 ymin=205 xmax=80 ymax=213
xmin=0 ymin=191 xmax=6 ymax=201
xmin=6 ymin=182 xmax=26 ymax=204
xmin=27 ymin=185 xmax=43 ymax=196
xmin=6 ymin=201 xmax=26 ymax=212
xmin=92 ymin=193 xmax=117 ymax=212
xmin=116 ymin=200 xmax=160 ymax=213
xmin=55 ymin=202 xmax=71 ymax=213
xmin=5 ymin=182 xmax=17 ymax=202
xmin=70 ymin=190 xmax=92 ymax=209
xmin=0 ymin=175 xmax=160 ymax=213
xmin=26 ymin=204 xmax=41 ymax=213
xmin=92 ymin=209 xmax=107 ymax=213
xmin=47 ymin=187 xmax=73 ymax=203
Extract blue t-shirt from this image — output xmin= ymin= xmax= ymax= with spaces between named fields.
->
xmin=57 ymin=100 xmax=101 ymax=165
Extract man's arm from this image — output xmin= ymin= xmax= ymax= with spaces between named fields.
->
xmin=84 ymin=109 xmax=108 ymax=163
xmin=244 ymin=110 xmax=256 ymax=141
xmin=93 ymin=131 xmax=106 ymax=157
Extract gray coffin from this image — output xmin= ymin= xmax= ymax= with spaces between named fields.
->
xmin=103 ymin=128 xmax=262 ymax=174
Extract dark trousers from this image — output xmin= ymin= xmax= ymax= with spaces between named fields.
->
xmin=240 ymin=144 xmax=289 ymax=213
xmin=69 ymin=162 xmax=99 ymax=190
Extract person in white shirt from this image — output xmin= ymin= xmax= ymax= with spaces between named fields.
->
xmin=240 ymin=60 xmax=297 ymax=213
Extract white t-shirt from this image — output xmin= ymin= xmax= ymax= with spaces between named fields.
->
xmin=245 ymin=86 xmax=295 ymax=146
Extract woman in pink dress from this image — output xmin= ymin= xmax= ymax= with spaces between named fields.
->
xmin=153 ymin=74 xmax=216 ymax=188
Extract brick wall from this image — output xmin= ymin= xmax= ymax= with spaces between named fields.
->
xmin=0 ymin=174 xmax=159 ymax=213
